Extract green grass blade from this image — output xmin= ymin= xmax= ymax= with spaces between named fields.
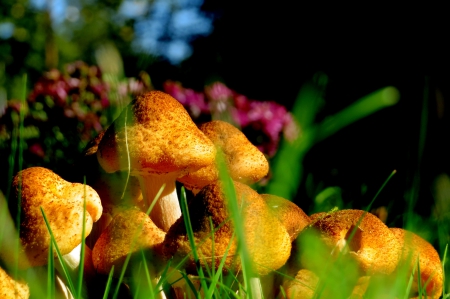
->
xmin=145 ymin=184 xmax=165 ymax=216
xmin=179 ymin=271 xmax=200 ymax=299
xmin=216 ymin=150 xmax=256 ymax=298
xmin=316 ymin=86 xmax=400 ymax=142
xmin=179 ymin=186 xmax=208 ymax=295
xmin=442 ymin=244 xmax=448 ymax=298
xmin=40 ymin=207 xmax=76 ymax=295
xmin=141 ymin=250 xmax=155 ymax=299
xmin=77 ymin=179 xmax=88 ymax=298
xmin=47 ymin=240 xmax=55 ymax=299
xmin=204 ymin=232 xmax=235 ymax=299
xmin=102 ymin=266 xmax=115 ymax=299
xmin=265 ymin=80 xmax=325 ymax=199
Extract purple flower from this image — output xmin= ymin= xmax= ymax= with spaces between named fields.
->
xmin=163 ymin=81 xmax=209 ymax=119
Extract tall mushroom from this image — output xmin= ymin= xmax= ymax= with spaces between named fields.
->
xmin=177 ymin=120 xmax=269 ymax=194
xmin=96 ymin=90 xmax=216 ymax=232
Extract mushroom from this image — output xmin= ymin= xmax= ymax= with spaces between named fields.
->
xmin=282 ymin=269 xmax=370 ymax=299
xmin=260 ymin=194 xmax=311 ymax=242
xmin=96 ymin=90 xmax=216 ymax=232
xmin=0 ymin=266 xmax=30 ymax=299
xmin=162 ymin=181 xmax=291 ymax=277
xmin=11 ymin=167 xmax=102 ymax=269
xmin=390 ymin=228 xmax=443 ymax=298
xmin=92 ymin=207 xmax=165 ymax=277
xmin=92 ymin=207 xmax=167 ymax=299
xmin=293 ymin=209 xmax=401 ymax=277
xmin=177 ymin=120 xmax=269 ymax=194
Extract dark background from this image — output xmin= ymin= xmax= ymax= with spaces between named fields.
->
xmin=144 ymin=2 xmax=450 ymax=229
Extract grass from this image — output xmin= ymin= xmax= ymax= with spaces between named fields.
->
xmin=0 ymin=74 xmax=448 ymax=298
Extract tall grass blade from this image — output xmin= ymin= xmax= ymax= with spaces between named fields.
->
xmin=77 ymin=179 xmax=88 ymax=298
xmin=180 ymin=186 xmax=208 ymax=296
xmin=216 ymin=150 xmax=256 ymax=298
xmin=266 ymin=79 xmax=325 ymax=199
xmin=40 ymin=207 xmax=76 ymax=295
xmin=442 ymin=244 xmax=448 ymax=298
xmin=204 ymin=232 xmax=235 ymax=299
xmin=102 ymin=266 xmax=115 ymax=299
xmin=316 ymin=86 xmax=400 ymax=142
xmin=47 ymin=240 xmax=55 ymax=299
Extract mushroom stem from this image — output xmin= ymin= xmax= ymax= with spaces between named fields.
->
xmin=249 ymin=277 xmax=263 ymax=299
xmin=137 ymin=173 xmax=182 ymax=232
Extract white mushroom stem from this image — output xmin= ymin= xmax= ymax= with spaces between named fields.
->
xmin=54 ymin=244 xmax=83 ymax=286
xmin=137 ymin=173 xmax=182 ymax=232
xmin=249 ymin=277 xmax=263 ymax=299
xmin=54 ymin=243 xmax=95 ymax=297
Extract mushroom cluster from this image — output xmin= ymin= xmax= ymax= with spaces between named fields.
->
xmin=0 ymin=90 xmax=444 ymax=299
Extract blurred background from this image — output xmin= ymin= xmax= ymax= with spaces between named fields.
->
xmin=1 ymin=0 xmax=450 ymax=250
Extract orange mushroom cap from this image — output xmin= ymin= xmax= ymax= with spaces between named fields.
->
xmin=97 ymin=90 xmax=216 ymax=232
xmin=294 ymin=209 xmax=401 ymax=276
xmin=261 ymin=194 xmax=311 ymax=242
xmin=178 ymin=120 xmax=269 ymax=194
xmin=92 ymin=207 xmax=166 ymax=277
xmin=12 ymin=167 xmax=102 ymax=268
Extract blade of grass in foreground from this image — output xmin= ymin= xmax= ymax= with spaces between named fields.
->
xmin=47 ymin=240 xmax=55 ymax=299
xmin=204 ymin=231 xmax=235 ymax=299
xmin=103 ymin=266 xmax=115 ymax=299
xmin=180 ymin=186 xmax=208 ymax=297
xmin=442 ymin=244 xmax=448 ymax=298
xmin=40 ymin=207 xmax=76 ymax=296
xmin=216 ymin=150 xmax=256 ymax=298
xmin=76 ymin=179 xmax=88 ymax=298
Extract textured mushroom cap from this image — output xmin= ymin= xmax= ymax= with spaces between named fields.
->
xmin=162 ymin=181 xmax=291 ymax=276
xmin=296 ymin=209 xmax=401 ymax=275
xmin=12 ymin=167 xmax=103 ymax=268
xmin=390 ymin=228 xmax=443 ymax=298
xmin=92 ymin=207 xmax=166 ymax=276
xmin=0 ymin=266 xmax=29 ymax=299
xmin=96 ymin=90 xmax=216 ymax=176
xmin=178 ymin=120 xmax=269 ymax=191
xmin=261 ymin=194 xmax=310 ymax=242
xmin=283 ymin=269 xmax=318 ymax=299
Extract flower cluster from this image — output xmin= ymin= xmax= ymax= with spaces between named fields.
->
xmin=0 ymin=61 xmax=151 ymax=179
xmin=163 ymin=80 xmax=298 ymax=157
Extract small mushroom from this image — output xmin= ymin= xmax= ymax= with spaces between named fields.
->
xmin=92 ymin=207 xmax=166 ymax=277
xmin=390 ymin=228 xmax=443 ymax=298
xmin=177 ymin=120 xmax=269 ymax=194
xmin=11 ymin=167 xmax=103 ymax=269
xmin=97 ymin=90 xmax=216 ymax=232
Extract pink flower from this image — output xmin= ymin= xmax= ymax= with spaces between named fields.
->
xmin=28 ymin=142 xmax=45 ymax=158
xmin=163 ymin=81 xmax=209 ymax=118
